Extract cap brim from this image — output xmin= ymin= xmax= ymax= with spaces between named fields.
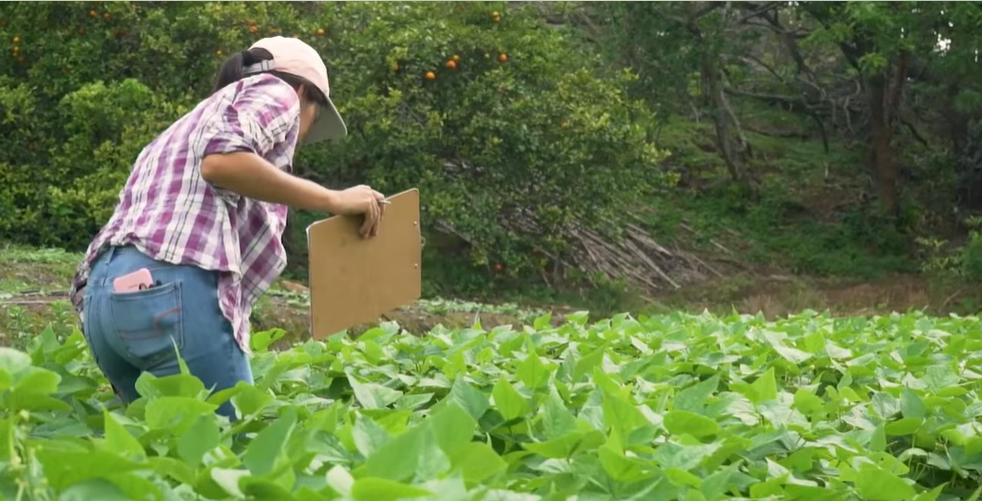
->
xmin=304 ymin=98 xmax=347 ymax=144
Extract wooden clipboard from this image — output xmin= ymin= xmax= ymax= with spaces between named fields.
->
xmin=305 ymin=188 xmax=422 ymax=339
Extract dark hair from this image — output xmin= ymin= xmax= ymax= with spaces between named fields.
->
xmin=213 ymin=47 xmax=328 ymax=107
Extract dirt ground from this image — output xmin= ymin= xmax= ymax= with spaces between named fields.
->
xmin=1 ymin=248 xmax=978 ymax=347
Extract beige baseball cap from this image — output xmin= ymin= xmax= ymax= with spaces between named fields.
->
xmin=245 ymin=36 xmax=347 ymax=144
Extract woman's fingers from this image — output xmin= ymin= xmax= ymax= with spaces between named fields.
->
xmin=354 ymin=187 xmax=386 ymax=238
xmin=359 ymin=196 xmax=375 ymax=237
xmin=373 ymin=198 xmax=386 ymax=237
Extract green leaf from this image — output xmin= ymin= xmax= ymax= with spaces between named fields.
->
xmin=541 ymin=387 xmax=578 ymax=439
xmin=37 ymin=450 xmax=144 ymax=491
xmin=701 ymin=464 xmax=737 ymax=501
xmin=673 ymin=375 xmax=719 ymax=413
xmin=523 ymin=430 xmax=605 ymax=458
xmin=348 ymin=374 xmax=402 ymax=410
xmin=446 ymin=376 xmax=490 ymax=421
xmin=855 ymin=462 xmax=916 ymax=501
xmin=13 ymin=366 xmax=60 ymax=394
xmin=492 ymin=377 xmax=529 ymax=421
xmin=148 ymin=457 xmax=196 ymax=485
xmin=652 ymin=443 xmax=720 ymax=471
xmin=102 ymin=411 xmax=146 ymax=462
xmin=598 ymin=439 xmax=655 ymax=482
xmin=230 ymin=383 xmax=273 ymax=416
xmin=243 ymin=407 xmax=298 ymax=477
xmin=145 ymin=397 xmax=217 ymax=435
xmin=793 ymin=388 xmax=824 ymax=415
xmin=532 ymin=312 xmax=552 ymax=330
xmin=450 ymin=442 xmax=507 ymax=484
xmin=352 ymin=412 xmax=391 ymax=457
xmin=57 ymin=479 xmax=132 ymax=501
xmin=900 ymin=387 xmax=926 ymax=419
xmin=872 ymin=392 xmax=902 ymax=419
xmin=747 ymin=367 xmax=778 ymax=404
xmin=0 ymin=347 xmax=31 ymax=382
xmin=663 ymin=410 xmax=720 ymax=439
xmin=601 ymin=389 xmax=648 ymax=446
xmin=885 ymin=417 xmax=923 ymax=436
xmin=351 ymin=478 xmax=432 ymax=501
xmin=428 ymin=402 xmax=477 ymax=457
xmin=211 ymin=468 xmax=249 ymax=498
xmin=516 ymin=352 xmax=551 ymax=389
xmin=572 ymin=346 xmax=604 ymax=382
xmin=240 ymin=476 xmax=297 ymax=500
xmin=135 ymin=371 xmax=206 ymax=400
xmin=177 ymin=414 xmax=220 ymax=468
xmin=366 ymin=418 xmax=443 ymax=482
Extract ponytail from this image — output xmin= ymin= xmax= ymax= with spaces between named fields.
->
xmin=212 ymin=47 xmax=328 ymax=107
xmin=213 ymin=48 xmax=274 ymax=93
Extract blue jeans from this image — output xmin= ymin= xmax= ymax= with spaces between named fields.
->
xmin=81 ymin=245 xmax=252 ymax=420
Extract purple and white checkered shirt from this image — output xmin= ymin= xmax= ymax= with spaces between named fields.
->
xmin=69 ymin=74 xmax=302 ymax=355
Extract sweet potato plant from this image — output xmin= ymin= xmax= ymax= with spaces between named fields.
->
xmin=1 ymin=310 xmax=981 ymax=499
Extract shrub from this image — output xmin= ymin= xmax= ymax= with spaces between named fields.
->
xmin=0 ymin=1 xmax=669 ymax=289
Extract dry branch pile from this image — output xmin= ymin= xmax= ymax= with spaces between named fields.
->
xmin=435 ymin=208 xmax=730 ymax=300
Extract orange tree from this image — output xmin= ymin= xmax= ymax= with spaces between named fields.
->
xmin=0 ymin=1 xmax=671 ymax=292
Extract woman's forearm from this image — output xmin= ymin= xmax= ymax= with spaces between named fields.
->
xmin=200 ymin=151 xmax=339 ymax=212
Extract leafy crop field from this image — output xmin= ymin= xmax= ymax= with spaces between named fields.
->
xmin=3 ymin=310 xmax=982 ymax=500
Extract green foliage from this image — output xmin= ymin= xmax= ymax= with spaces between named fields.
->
xmin=5 ymin=311 xmax=982 ymax=498
xmin=649 ymin=117 xmax=912 ymax=278
xmin=917 ymin=217 xmax=982 ymax=282
xmin=0 ymin=1 xmax=668 ymax=289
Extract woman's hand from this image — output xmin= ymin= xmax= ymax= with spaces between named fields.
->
xmin=326 ymin=185 xmax=386 ymax=238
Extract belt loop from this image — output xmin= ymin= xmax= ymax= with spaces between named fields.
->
xmin=105 ymin=245 xmax=117 ymax=263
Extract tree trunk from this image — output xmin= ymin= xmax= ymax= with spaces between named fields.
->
xmin=866 ymin=74 xmax=898 ymax=217
xmin=864 ymin=51 xmax=908 ymax=219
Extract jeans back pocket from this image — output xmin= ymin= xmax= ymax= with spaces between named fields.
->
xmin=108 ymin=281 xmax=186 ymax=369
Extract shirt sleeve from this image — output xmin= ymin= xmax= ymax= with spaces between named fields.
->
xmin=201 ymin=74 xmax=301 ymax=160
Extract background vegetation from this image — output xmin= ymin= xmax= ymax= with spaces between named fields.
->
xmin=1 ymin=1 xmax=981 ymax=311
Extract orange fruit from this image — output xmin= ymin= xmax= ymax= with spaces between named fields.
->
xmin=498 ymin=53 xmax=508 ymax=63
xmin=12 ymin=46 xmax=19 ymax=54
xmin=249 ymin=25 xmax=258 ymax=34
xmin=425 ymin=71 xmax=436 ymax=81
xmin=316 ymin=28 xmax=325 ymax=36
xmin=494 ymin=263 xmax=503 ymax=271
xmin=392 ymin=63 xmax=400 ymax=72
xmin=77 ymin=28 xmax=86 ymax=35
xmin=102 ymin=12 xmax=110 ymax=20
xmin=12 ymin=36 xmax=20 ymax=44
xmin=16 ymin=55 xmax=24 ymax=63
xmin=216 ymin=49 xmax=223 ymax=56
xmin=89 ymin=9 xmax=97 ymax=17
xmin=452 ymin=54 xmax=460 ymax=63
xmin=446 ymin=60 xmax=457 ymax=70
xmin=492 ymin=11 xmax=500 ymax=17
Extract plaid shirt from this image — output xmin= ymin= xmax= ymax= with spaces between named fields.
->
xmin=70 ymin=74 xmax=301 ymax=355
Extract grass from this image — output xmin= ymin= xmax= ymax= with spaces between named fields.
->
xmin=3 ymin=307 xmax=982 ymax=499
